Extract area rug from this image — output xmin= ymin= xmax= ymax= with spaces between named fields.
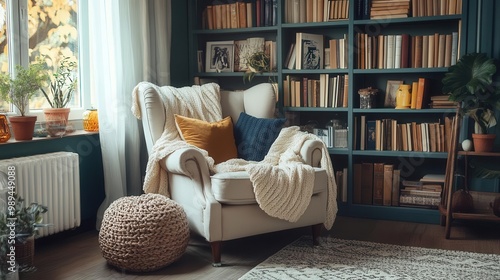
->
xmin=239 ymin=236 xmax=500 ymax=280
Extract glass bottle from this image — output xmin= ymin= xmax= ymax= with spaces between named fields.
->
xmin=0 ymin=114 xmax=11 ymax=143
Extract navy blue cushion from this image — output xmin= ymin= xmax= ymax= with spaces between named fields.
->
xmin=234 ymin=112 xmax=286 ymax=161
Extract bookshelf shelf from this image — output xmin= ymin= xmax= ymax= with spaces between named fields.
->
xmin=352 ymin=68 xmax=450 ymax=74
xmin=285 ymin=107 xmax=348 ymax=112
xmin=352 ymin=150 xmax=448 ymax=159
xmin=353 ymin=14 xmax=463 ymax=25
xmin=189 ymin=0 xmax=469 ymax=225
xmin=353 ymin=108 xmax=456 ymax=114
xmin=192 ymin=26 xmax=279 ymax=35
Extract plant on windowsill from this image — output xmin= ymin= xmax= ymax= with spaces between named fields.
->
xmin=0 ymin=194 xmax=49 ymax=275
xmin=0 ymin=61 xmax=48 ymax=141
xmin=442 ymin=52 xmax=500 ymax=152
xmin=40 ymin=56 xmax=78 ymax=137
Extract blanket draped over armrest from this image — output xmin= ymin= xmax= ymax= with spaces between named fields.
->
xmin=132 ymin=82 xmax=338 ymax=230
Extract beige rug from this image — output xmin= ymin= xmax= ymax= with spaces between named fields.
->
xmin=239 ymin=236 xmax=500 ymax=280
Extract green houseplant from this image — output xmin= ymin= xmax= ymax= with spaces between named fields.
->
xmin=40 ymin=57 xmax=77 ymax=137
xmin=0 ymin=195 xmax=48 ymax=275
xmin=0 ymin=62 xmax=48 ymax=140
xmin=442 ymin=52 xmax=500 ymax=152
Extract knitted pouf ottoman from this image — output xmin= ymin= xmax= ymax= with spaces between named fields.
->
xmin=99 ymin=193 xmax=190 ymax=272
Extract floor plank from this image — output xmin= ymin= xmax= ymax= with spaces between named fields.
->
xmin=19 ymin=216 xmax=500 ymax=280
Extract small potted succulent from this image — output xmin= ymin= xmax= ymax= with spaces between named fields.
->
xmin=442 ymin=52 xmax=500 ymax=152
xmin=0 ymin=62 xmax=48 ymax=140
xmin=40 ymin=56 xmax=77 ymax=137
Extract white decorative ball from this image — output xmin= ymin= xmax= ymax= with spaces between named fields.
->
xmin=462 ymin=139 xmax=473 ymax=151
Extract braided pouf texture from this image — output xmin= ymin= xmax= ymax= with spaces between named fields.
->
xmin=99 ymin=193 xmax=190 ymax=272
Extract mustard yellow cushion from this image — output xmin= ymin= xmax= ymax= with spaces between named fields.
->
xmin=174 ymin=115 xmax=238 ymax=164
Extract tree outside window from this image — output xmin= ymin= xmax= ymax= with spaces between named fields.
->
xmin=0 ymin=0 xmax=78 ymax=113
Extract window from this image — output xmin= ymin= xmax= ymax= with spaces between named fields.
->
xmin=0 ymin=0 xmax=87 ymax=120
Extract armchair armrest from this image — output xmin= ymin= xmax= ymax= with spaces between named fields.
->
xmin=300 ymin=139 xmax=324 ymax=167
xmin=161 ymin=147 xmax=211 ymax=178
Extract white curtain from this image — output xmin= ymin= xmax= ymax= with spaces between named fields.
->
xmin=80 ymin=0 xmax=171 ymax=229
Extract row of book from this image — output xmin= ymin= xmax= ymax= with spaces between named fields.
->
xmin=283 ymin=74 xmax=349 ymax=108
xmin=285 ymin=33 xmax=348 ymax=70
xmin=356 ymin=0 xmax=462 ymax=20
xmin=356 ymin=31 xmax=460 ymax=70
xmin=356 ymin=115 xmax=456 ymax=152
xmin=368 ymin=0 xmax=411 ymax=19
xmin=411 ymin=0 xmax=462 ymax=17
xmin=429 ymin=95 xmax=458 ymax=109
xmin=284 ymin=0 xmax=350 ymax=23
xmin=202 ymin=0 xmax=277 ymax=30
xmin=353 ymin=163 xmax=401 ymax=206
xmin=353 ymin=162 xmax=444 ymax=208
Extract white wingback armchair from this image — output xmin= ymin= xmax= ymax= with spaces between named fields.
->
xmin=135 ymin=82 xmax=329 ymax=266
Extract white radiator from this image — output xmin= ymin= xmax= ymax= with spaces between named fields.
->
xmin=0 ymin=152 xmax=81 ymax=237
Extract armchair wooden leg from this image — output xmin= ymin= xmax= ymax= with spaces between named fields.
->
xmin=210 ymin=241 xmax=222 ymax=267
xmin=311 ymin=224 xmax=323 ymax=246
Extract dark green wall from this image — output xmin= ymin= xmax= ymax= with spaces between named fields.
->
xmin=170 ymin=1 xmax=190 ymax=87
xmin=0 ymin=134 xmax=105 ymax=230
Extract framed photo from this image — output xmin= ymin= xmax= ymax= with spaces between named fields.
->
xmin=384 ymin=80 xmax=403 ymax=108
xmin=205 ymin=41 xmax=234 ymax=73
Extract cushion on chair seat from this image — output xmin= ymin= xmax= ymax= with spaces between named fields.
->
xmin=210 ymin=168 xmax=328 ymax=205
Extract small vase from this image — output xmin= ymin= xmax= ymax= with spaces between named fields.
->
xmin=82 ymin=109 xmax=99 ymax=132
xmin=395 ymin=84 xmax=411 ymax=109
xmin=0 ymin=114 xmax=11 ymax=143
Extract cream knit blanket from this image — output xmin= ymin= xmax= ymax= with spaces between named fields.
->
xmin=132 ymin=82 xmax=337 ymax=229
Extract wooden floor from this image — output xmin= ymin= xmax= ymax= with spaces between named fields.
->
xmin=21 ymin=216 xmax=500 ymax=280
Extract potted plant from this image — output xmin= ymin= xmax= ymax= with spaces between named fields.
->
xmin=0 ymin=194 xmax=48 ymax=275
xmin=40 ymin=56 xmax=77 ymax=137
xmin=0 ymin=62 xmax=48 ymax=141
xmin=442 ymin=52 xmax=500 ymax=152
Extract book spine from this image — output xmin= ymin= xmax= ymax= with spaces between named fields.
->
xmin=353 ymin=163 xmax=362 ymax=204
xmin=394 ymin=35 xmax=402 ymax=69
xmin=383 ymin=164 xmax=394 ymax=206
xmin=373 ymin=163 xmax=385 ymax=205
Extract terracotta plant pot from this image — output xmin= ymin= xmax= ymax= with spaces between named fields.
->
xmin=43 ymin=108 xmax=70 ymax=137
xmin=9 ymin=116 xmax=37 ymax=141
xmin=472 ymin=133 xmax=496 ymax=152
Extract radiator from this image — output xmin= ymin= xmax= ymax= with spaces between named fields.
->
xmin=0 ymin=152 xmax=81 ymax=237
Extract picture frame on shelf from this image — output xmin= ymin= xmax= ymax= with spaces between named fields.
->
xmin=205 ymin=40 xmax=235 ymax=73
xmin=384 ymin=80 xmax=403 ymax=108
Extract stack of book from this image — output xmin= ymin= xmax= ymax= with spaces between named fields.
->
xmin=399 ymin=174 xmax=444 ymax=209
xmin=352 ymin=162 xmax=401 ymax=207
xmin=284 ymin=0 xmax=350 ymax=23
xmin=429 ymin=95 xmax=458 ymax=108
xmin=370 ymin=0 xmax=410 ymax=19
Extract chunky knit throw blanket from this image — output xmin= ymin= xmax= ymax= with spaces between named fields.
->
xmin=132 ymin=82 xmax=337 ymax=229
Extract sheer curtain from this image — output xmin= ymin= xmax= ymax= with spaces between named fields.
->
xmin=80 ymin=0 xmax=171 ymax=228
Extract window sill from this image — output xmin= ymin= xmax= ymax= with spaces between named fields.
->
xmin=0 ymin=130 xmax=99 ymax=146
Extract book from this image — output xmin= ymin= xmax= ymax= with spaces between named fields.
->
xmin=383 ymin=164 xmax=393 ymax=206
xmin=296 ymin=32 xmax=324 ymax=70
xmin=366 ymin=120 xmax=376 ymax=150
xmin=415 ymin=77 xmax=428 ymax=109
xmin=373 ymin=162 xmax=385 ymax=205
xmin=410 ymin=81 xmax=418 ymax=109
xmin=361 ymin=162 xmax=374 ymax=205
xmin=400 ymin=34 xmax=409 ymax=68
xmin=392 ymin=169 xmax=400 ymax=206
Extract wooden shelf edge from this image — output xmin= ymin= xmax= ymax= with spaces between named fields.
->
xmin=451 ymin=212 xmax=500 ymax=222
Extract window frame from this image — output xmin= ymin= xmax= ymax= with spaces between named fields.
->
xmin=4 ymin=0 xmax=89 ymax=121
